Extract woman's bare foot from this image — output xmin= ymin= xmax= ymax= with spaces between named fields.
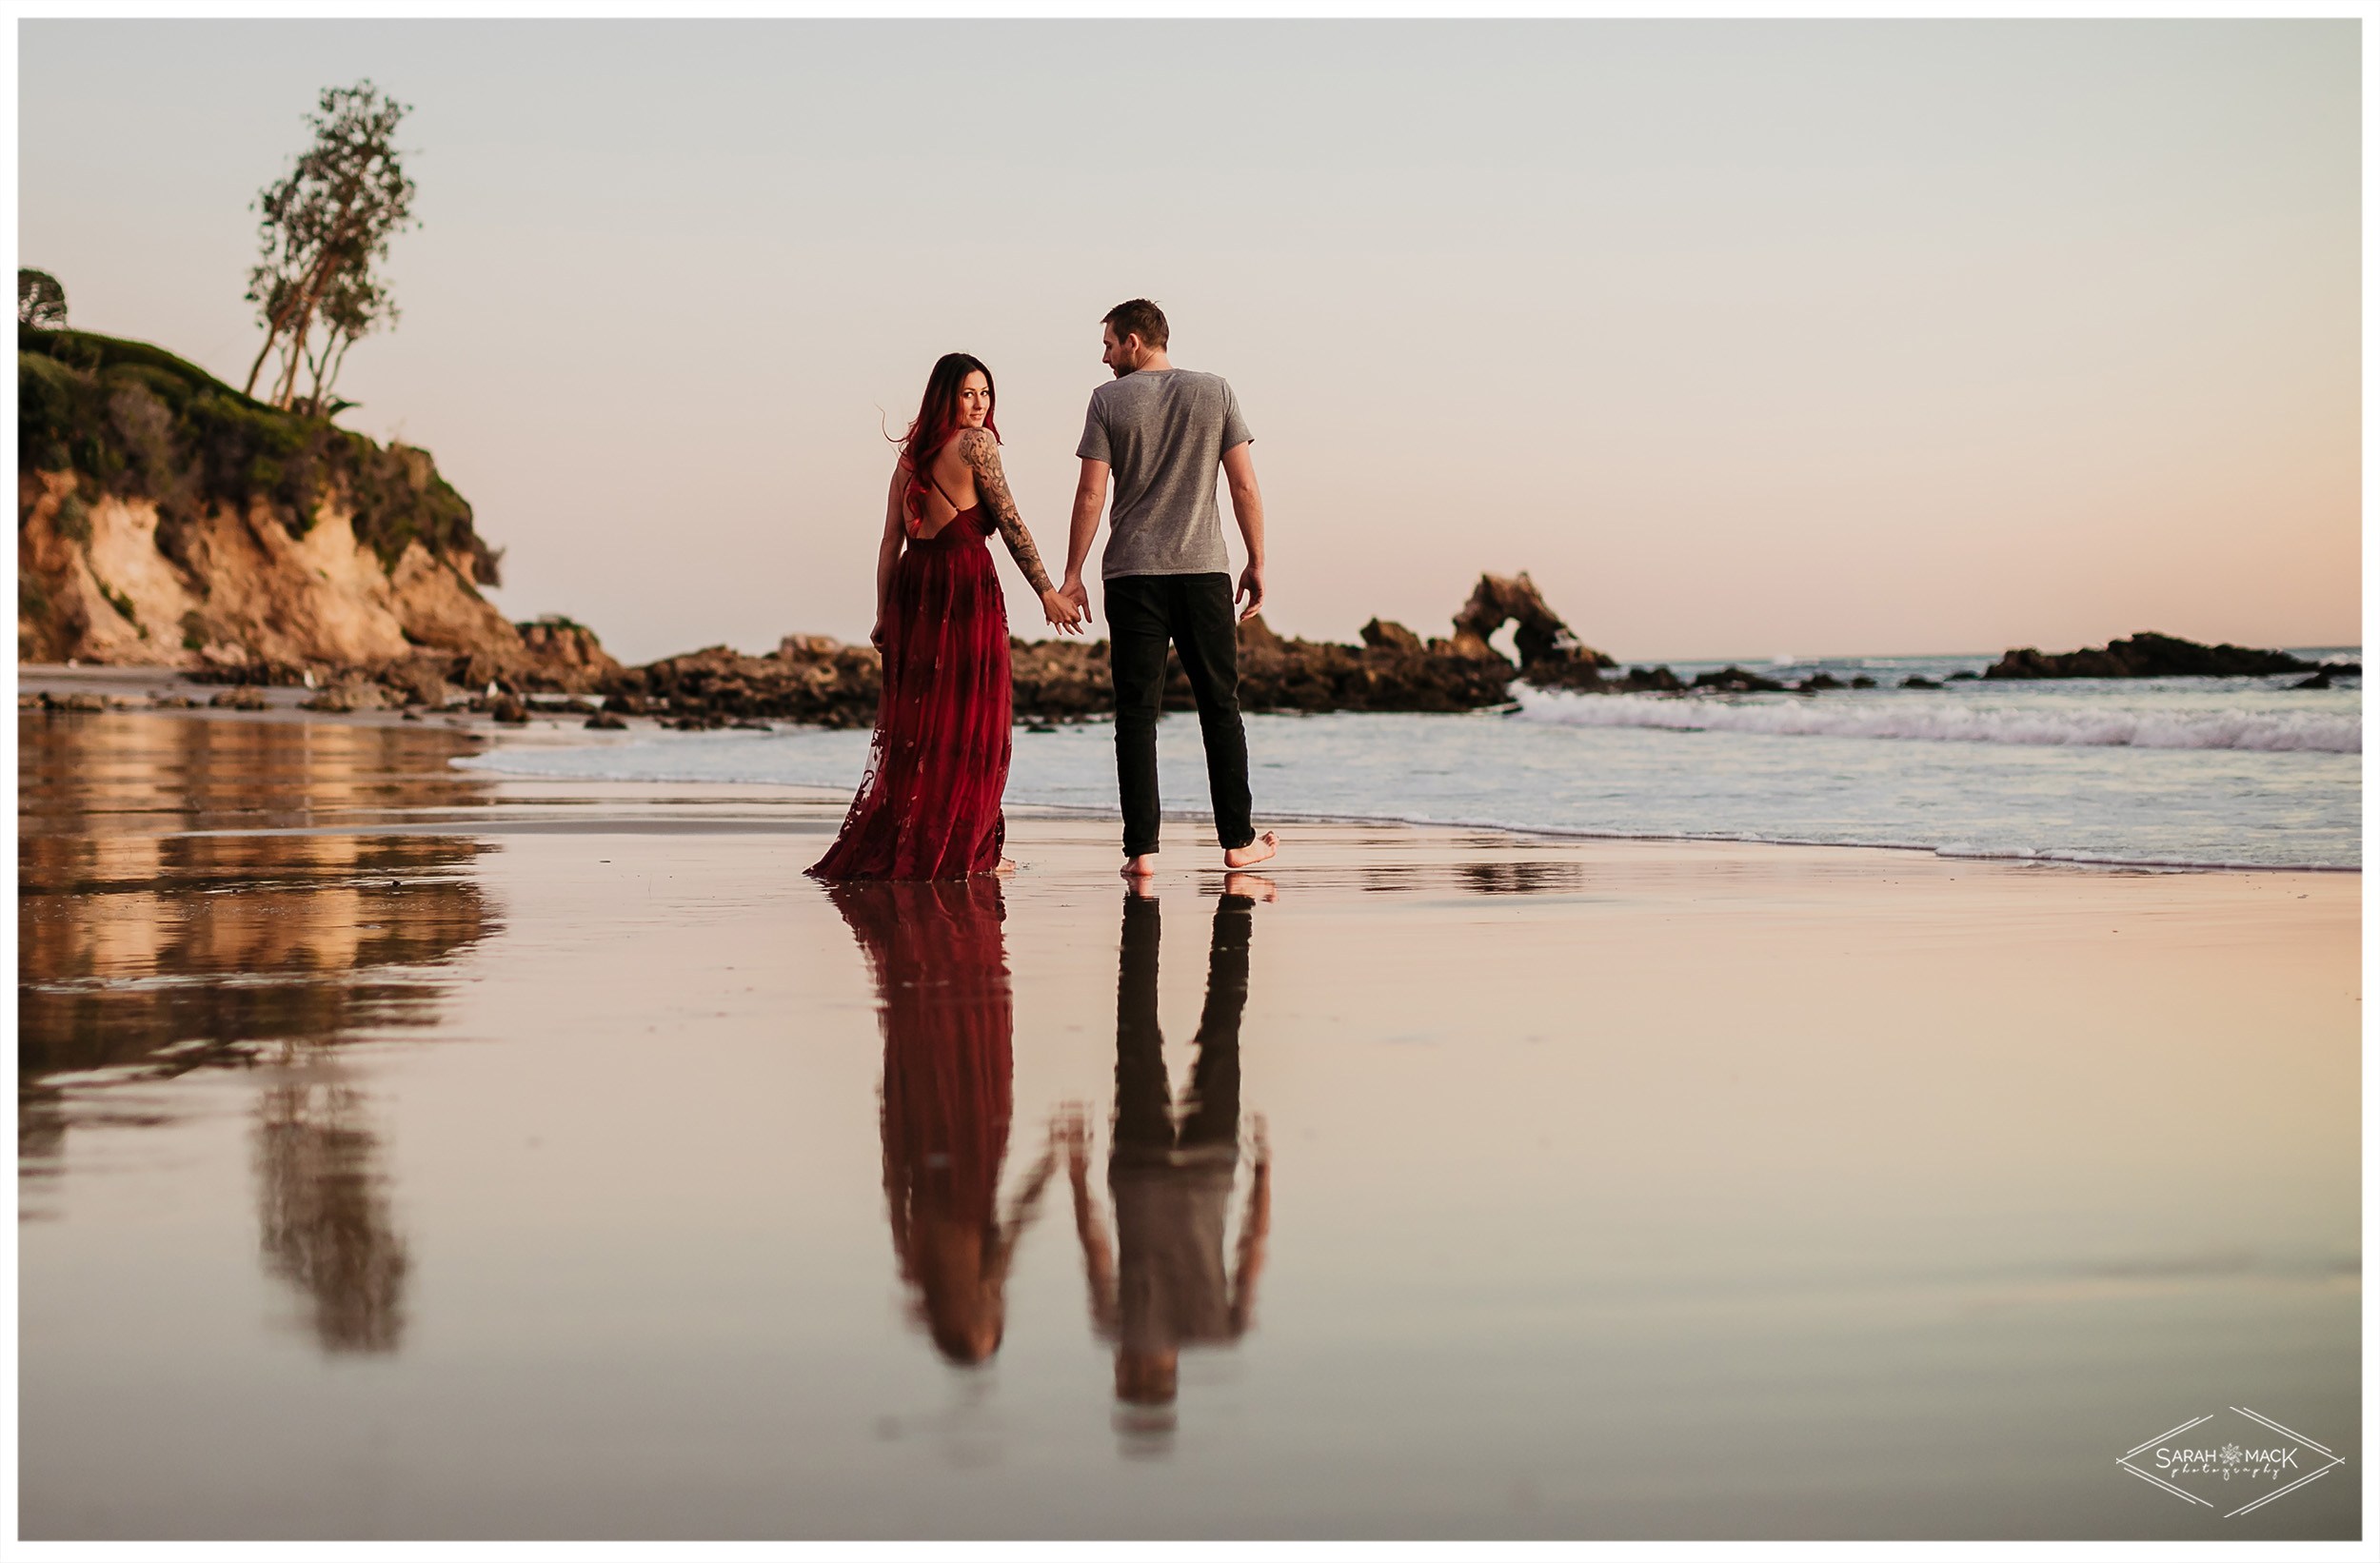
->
xmin=995 ymin=858 xmax=1019 ymax=876
xmin=1223 ymin=831 xmax=1279 ymax=869
xmin=1222 ymin=871 xmax=1279 ymax=902
xmin=1121 ymin=854 xmax=1158 ymax=883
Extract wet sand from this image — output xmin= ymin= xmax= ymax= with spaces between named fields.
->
xmin=16 ymin=708 xmax=2361 ymax=1540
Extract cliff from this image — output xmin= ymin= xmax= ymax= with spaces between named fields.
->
xmin=17 ymin=325 xmax=617 ymax=691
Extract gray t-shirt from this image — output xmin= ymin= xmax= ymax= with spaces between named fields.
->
xmin=1111 ymin=1160 xmax=1239 ymax=1352
xmin=1076 ymin=368 xmax=1252 ymax=581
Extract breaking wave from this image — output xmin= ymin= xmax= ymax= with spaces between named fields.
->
xmin=1513 ymin=687 xmax=2360 ymax=753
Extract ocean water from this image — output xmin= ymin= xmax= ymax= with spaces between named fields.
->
xmin=456 ymin=651 xmax=2361 ymax=870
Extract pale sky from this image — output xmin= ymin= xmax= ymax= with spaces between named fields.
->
xmin=18 ymin=19 xmax=2360 ymax=664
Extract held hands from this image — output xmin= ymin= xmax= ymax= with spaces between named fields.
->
xmin=1236 ymin=562 xmax=1266 ymax=623
xmin=1041 ymin=586 xmax=1087 ymax=637
xmin=1059 ymin=575 xmax=1093 ymax=628
xmin=1051 ymin=1104 xmax=1092 ymax=1180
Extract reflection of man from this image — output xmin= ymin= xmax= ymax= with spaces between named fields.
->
xmin=1064 ymin=879 xmax=1274 ymax=1412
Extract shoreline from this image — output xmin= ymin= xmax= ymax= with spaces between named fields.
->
xmin=17 ymin=666 xmax=2359 ymax=876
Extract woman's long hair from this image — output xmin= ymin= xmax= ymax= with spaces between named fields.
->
xmin=894 ymin=352 xmax=1000 ymax=531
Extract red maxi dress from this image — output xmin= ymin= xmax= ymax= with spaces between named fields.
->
xmin=826 ymin=878 xmax=1016 ymax=1354
xmin=809 ymin=482 xmax=1013 ymax=880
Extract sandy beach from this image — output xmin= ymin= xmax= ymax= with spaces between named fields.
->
xmin=16 ymin=700 xmax=2360 ymax=1540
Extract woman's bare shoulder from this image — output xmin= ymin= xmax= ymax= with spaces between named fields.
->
xmin=954 ymin=426 xmax=1001 ymax=462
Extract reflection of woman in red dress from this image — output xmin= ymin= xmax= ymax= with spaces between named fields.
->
xmin=829 ymin=878 xmax=1055 ymax=1365
xmin=809 ymin=353 xmax=1083 ymax=881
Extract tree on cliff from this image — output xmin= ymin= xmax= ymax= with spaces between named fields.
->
xmin=295 ymin=267 xmax=393 ymax=419
xmin=241 ymin=81 xmax=417 ymax=414
xmin=19 ymin=268 xmax=67 ymax=327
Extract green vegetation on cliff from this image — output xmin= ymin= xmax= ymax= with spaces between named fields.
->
xmin=18 ymin=324 xmax=497 ymax=583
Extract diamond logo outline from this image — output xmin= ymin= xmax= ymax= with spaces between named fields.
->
xmin=2116 ymin=1406 xmax=2347 ymax=1518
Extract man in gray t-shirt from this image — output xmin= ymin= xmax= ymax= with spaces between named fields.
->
xmin=1059 ymin=299 xmax=1280 ymax=879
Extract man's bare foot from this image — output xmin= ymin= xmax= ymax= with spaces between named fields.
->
xmin=1121 ymin=854 xmax=1158 ymax=883
xmin=1222 ymin=871 xmax=1279 ymax=902
xmin=1223 ymin=830 xmax=1279 ymax=869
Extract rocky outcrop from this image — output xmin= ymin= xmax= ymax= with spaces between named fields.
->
xmin=299 ymin=676 xmax=387 ymax=714
xmin=602 ymin=601 xmax=1544 ymax=727
xmin=605 ymin=638 xmax=886 ymax=728
xmin=1027 ymin=611 xmax=1512 ymax=716
xmin=1444 ymin=571 xmax=1615 ymax=670
xmin=514 ymin=618 xmax=622 ymax=687
xmin=599 ymin=618 xmax=1521 ymax=727
xmin=595 ymin=573 xmax=1720 ymax=725
xmin=1236 ymin=615 xmax=1518 ymax=712
xmin=1687 ymin=665 xmax=1788 ymax=694
xmin=18 ymin=325 xmax=616 ymax=694
xmin=1007 ymin=636 xmax=1111 ymax=720
xmin=1984 ymin=632 xmax=2319 ymax=680
xmin=1448 ymin=571 xmax=1694 ymax=697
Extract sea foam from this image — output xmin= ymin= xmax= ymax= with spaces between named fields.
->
xmin=1512 ymin=687 xmax=2360 ymax=753
xmin=453 ymin=689 xmax=2361 ymax=871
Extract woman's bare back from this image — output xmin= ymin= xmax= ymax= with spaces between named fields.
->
xmin=910 ymin=440 xmax=982 ymax=539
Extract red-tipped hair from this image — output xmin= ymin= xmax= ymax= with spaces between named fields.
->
xmin=895 ymin=353 xmax=1000 ymax=535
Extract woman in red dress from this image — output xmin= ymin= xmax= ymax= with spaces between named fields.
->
xmin=810 ymin=353 xmax=1081 ymax=881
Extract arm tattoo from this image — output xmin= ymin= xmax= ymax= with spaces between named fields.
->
xmin=962 ymin=429 xmax=1056 ymax=594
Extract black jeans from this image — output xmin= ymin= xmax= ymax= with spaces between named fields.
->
xmin=1106 ymin=573 xmax=1255 ymax=858
xmin=1114 ymin=894 xmax=1249 ymax=1162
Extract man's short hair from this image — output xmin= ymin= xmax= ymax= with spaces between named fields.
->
xmin=1102 ymin=298 xmax=1169 ymax=351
